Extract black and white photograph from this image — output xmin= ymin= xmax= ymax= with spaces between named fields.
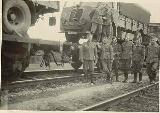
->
xmin=0 ymin=0 xmax=159 ymax=111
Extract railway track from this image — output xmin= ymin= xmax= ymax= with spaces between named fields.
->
xmin=80 ymin=82 xmax=159 ymax=111
xmin=1 ymin=67 xmax=147 ymax=91
xmin=1 ymin=68 xmax=146 ymax=90
xmin=1 ymin=68 xmax=100 ymax=90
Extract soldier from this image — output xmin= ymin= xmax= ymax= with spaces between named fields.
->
xmin=98 ymin=37 xmax=114 ymax=83
xmin=145 ymin=36 xmax=160 ymax=84
xmin=102 ymin=4 xmax=113 ymax=38
xmin=120 ymin=36 xmax=134 ymax=83
xmin=79 ymin=33 xmax=98 ymax=84
xmin=90 ymin=4 xmax=113 ymax=42
xmin=132 ymin=38 xmax=145 ymax=83
xmin=112 ymin=37 xmax=122 ymax=82
xmin=90 ymin=3 xmax=107 ymax=42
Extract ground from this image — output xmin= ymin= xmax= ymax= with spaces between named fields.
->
xmin=1 ymin=75 xmax=155 ymax=111
xmin=1 ymin=62 xmax=158 ymax=111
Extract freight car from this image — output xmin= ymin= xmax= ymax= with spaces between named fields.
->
xmin=60 ymin=2 xmax=151 ymax=69
xmin=2 ymin=0 xmax=60 ymax=81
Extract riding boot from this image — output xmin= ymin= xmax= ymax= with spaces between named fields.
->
xmin=115 ymin=75 xmax=120 ymax=82
xmin=90 ymin=74 xmax=95 ymax=84
xmin=111 ymin=72 xmax=114 ymax=83
xmin=139 ymin=72 xmax=142 ymax=82
xmin=84 ymin=71 xmax=88 ymax=83
xmin=132 ymin=72 xmax=137 ymax=83
xmin=123 ymin=72 xmax=128 ymax=83
xmin=114 ymin=70 xmax=119 ymax=82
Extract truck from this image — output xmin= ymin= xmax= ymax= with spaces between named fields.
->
xmin=2 ymin=0 xmax=60 ymax=82
xmin=60 ymin=2 xmax=151 ymax=70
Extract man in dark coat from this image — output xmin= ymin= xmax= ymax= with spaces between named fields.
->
xmin=132 ymin=38 xmax=145 ymax=83
xmin=145 ymin=36 xmax=160 ymax=84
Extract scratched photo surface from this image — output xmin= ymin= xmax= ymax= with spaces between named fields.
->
xmin=1 ymin=0 xmax=159 ymax=112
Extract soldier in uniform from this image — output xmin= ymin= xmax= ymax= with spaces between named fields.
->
xmin=132 ymin=38 xmax=145 ymax=83
xmin=102 ymin=5 xmax=113 ymax=39
xmin=98 ymin=38 xmax=114 ymax=83
xmin=91 ymin=3 xmax=112 ymax=42
xmin=112 ymin=38 xmax=122 ymax=82
xmin=90 ymin=4 xmax=103 ymax=41
xmin=145 ymin=36 xmax=160 ymax=84
xmin=79 ymin=33 xmax=98 ymax=84
xmin=120 ymin=36 xmax=134 ymax=83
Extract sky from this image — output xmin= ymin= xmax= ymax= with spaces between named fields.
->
xmin=27 ymin=0 xmax=160 ymax=42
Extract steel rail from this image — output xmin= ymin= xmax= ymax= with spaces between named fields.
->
xmin=23 ymin=68 xmax=83 ymax=76
xmin=80 ymin=82 xmax=159 ymax=111
xmin=2 ymin=70 xmax=101 ymax=90
xmin=2 ymin=75 xmax=84 ymax=90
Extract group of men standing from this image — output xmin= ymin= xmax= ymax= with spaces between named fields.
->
xmin=79 ymin=32 xmax=160 ymax=84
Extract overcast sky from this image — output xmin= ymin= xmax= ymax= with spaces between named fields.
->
xmin=28 ymin=0 xmax=160 ymax=41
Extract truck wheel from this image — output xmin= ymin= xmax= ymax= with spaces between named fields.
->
xmin=71 ymin=61 xmax=82 ymax=70
xmin=3 ymin=0 xmax=31 ymax=34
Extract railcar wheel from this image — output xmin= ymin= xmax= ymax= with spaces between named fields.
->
xmin=3 ymin=0 xmax=31 ymax=34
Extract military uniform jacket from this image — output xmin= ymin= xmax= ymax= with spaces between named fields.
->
xmin=79 ymin=42 xmax=97 ymax=60
xmin=146 ymin=44 xmax=160 ymax=63
xmin=113 ymin=43 xmax=122 ymax=59
xmin=91 ymin=9 xmax=103 ymax=24
xmin=91 ymin=4 xmax=110 ymax=25
xmin=132 ymin=45 xmax=145 ymax=61
xmin=121 ymin=41 xmax=134 ymax=59
xmin=99 ymin=43 xmax=113 ymax=60
xmin=103 ymin=9 xmax=113 ymax=26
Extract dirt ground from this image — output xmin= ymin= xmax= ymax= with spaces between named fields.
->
xmin=1 ymin=61 xmax=158 ymax=111
xmin=1 ymin=75 xmax=156 ymax=111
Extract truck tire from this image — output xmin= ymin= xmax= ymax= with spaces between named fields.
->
xmin=71 ymin=61 xmax=82 ymax=70
xmin=3 ymin=0 xmax=31 ymax=34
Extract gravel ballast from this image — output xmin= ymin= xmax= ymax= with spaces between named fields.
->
xmin=1 ymin=74 xmax=157 ymax=111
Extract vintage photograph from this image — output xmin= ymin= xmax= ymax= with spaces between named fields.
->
xmin=0 ymin=0 xmax=159 ymax=111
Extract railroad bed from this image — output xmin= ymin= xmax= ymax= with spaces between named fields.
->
xmin=81 ymin=82 xmax=159 ymax=111
xmin=1 ymin=74 xmax=158 ymax=111
xmin=1 ymin=68 xmax=97 ymax=90
xmin=1 ymin=66 xmax=147 ymax=90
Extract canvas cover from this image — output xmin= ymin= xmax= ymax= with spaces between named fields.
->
xmin=119 ymin=3 xmax=151 ymax=24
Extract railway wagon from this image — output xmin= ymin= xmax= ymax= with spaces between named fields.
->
xmin=60 ymin=2 xmax=151 ymax=69
xmin=2 ymin=0 xmax=60 ymax=81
